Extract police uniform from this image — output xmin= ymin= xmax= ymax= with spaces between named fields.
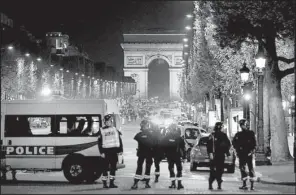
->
xmin=162 ymin=124 xmax=185 ymax=190
xmin=97 ymin=114 xmax=123 ymax=188
xmin=131 ymin=120 xmax=154 ymax=189
xmin=232 ymin=126 xmax=256 ymax=190
xmin=207 ymin=128 xmax=231 ymax=190
xmin=149 ymin=123 xmax=165 ymax=183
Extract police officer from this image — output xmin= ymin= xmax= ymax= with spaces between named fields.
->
xmin=97 ymin=114 xmax=123 ymax=188
xmin=149 ymin=122 xmax=165 ymax=183
xmin=131 ymin=119 xmax=154 ymax=189
xmin=232 ymin=119 xmax=256 ymax=190
xmin=207 ymin=122 xmax=231 ymax=190
xmin=162 ymin=123 xmax=185 ymax=190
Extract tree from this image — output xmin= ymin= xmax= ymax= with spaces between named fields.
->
xmin=210 ymin=1 xmax=295 ymax=162
xmin=187 ymin=1 xmax=217 ymax=105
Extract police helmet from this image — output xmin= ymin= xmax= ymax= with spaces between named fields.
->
xmin=214 ymin=122 xmax=223 ymax=131
xmin=104 ymin=114 xmax=113 ymax=122
xmin=239 ymin=119 xmax=247 ymax=126
xmin=140 ymin=119 xmax=149 ymax=128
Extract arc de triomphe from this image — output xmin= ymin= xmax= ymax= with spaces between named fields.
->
xmin=121 ymin=33 xmax=185 ymax=100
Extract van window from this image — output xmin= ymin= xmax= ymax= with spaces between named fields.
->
xmin=5 ymin=115 xmax=54 ymax=137
xmin=185 ymin=128 xmax=200 ymax=139
xmin=56 ymin=115 xmax=101 ymax=136
xmin=198 ymin=136 xmax=209 ymax=146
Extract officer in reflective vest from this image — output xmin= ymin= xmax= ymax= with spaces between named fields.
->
xmin=131 ymin=119 xmax=154 ymax=189
xmin=98 ymin=114 xmax=123 ymax=188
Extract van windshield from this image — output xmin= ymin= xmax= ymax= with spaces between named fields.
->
xmin=185 ymin=128 xmax=200 ymax=139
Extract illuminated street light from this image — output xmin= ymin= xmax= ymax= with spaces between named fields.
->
xmin=60 ymin=68 xmax=63 ymax=71
xmin=184 ymin=52 xmax=188 ymax=55
xmin=185 ymin=26 xmax=191 ymax=30
xmin=255 ymin=43 xmax=266 ymax=70
xmin=25 ymin=53 xmax=30 ymax=57
xmin=66 ymin=70 xmax=69 ymax=73
xmin=37 ymin=57 xmax=42 ymax=61
xmin=82 ymin=74 xmax=85 ymax=77
xmin=41 ymin=86 xmax=52 ymax=96
xmin=75 ymin=72 xmax=78 ymax=75
xmin=186 ymin=14 xmax=193 ymax=18
xmin=184 ymin=44 xmax=189 ymax=47
xmin=291 ymin=95 xmax=295 ymax=102
xmin=50 ymin=64 xmax=54 ymax=67
xmin=183 ymin=38 xmax=188 ymax=42
xmin=244 ymin=94 xmax=251 ymax=101
xmin=7 ymin=45 xmax=13 ymax=50
xmin=239 ymin=62 xmax=250 ymax=82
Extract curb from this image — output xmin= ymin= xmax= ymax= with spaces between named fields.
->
xmin=235 ymin=161 xmax=295 ymax=186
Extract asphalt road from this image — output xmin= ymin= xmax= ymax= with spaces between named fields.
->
xmin=1 ymin=121 xmax=295 ymax=194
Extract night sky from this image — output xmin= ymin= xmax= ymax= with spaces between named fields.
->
xmin=1 ymin=0 xmax=193 ymax=72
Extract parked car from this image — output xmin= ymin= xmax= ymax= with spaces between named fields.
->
xmin=180 ymin=125 xmax=209 ymax=162
xmin=190 ymin=135 xmax=236 ymax=173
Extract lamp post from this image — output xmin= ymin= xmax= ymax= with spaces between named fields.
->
xmin=254 ymin=42 xmax=269 ymax=165
xmin=239 ymin=62 xmax=251 ymax=122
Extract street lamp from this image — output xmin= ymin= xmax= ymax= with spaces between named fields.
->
xmin=185 ymin=26 xmax=191 ymax=30
xmin=186 ymin=14 xmax=193 ymax=18
xmin=7 ymin=45 xmax=13 ymax=50
xmin=254 ymin=42 xmax=269 ymax=165
xmin=41 ymin=86 xmax=52 ymax=96
xmin=183 ymin=38 xmax=188 ymax=42
xmin=239 ymin=62 xmax=250 ymax=82
xmin=25 ymin=53 xmax=30 ymax=57
xmin=37 ymin=57 xmax=42 ymax=61
xmin=240 ymin=62 xmax=251 ymax=121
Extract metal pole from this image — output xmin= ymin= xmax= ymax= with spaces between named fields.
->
xmin=294 ymin=0 xmax=296 ymax=172
xmin=255 ymin=73 xmax=268 ymax=165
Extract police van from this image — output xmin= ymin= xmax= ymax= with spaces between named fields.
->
xmin=1 ymin=99 xmax=124 ymax=184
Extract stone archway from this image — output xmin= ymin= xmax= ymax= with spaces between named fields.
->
xmin=121 ymin=33 xmax=185 ymax=100
xmin=148 ymin=58 xmax=170 ymax=101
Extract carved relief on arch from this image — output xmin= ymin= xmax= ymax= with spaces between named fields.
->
xmin=145 ymin=54 xmax=172 ymax=67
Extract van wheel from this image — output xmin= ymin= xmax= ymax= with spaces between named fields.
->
xmin=190 ymin=162 xmax=197 ymax=171
xmin=63 ymin=158 xmax=86 ymax=184
xmin=227 ymin=165 xmax=235 ymax=173
xmin=85 ymin=168 xmax=103 ymax=183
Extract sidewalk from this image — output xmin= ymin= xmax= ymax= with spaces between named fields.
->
xmin=235 ymin=159 xmax=295 ymax=186
xmin=256 ymin=160 xmax=295 ymax=186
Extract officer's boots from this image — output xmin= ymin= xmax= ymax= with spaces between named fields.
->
xmin=217 ymin=180 xmax=223 ymax=190
xmin=103 ymin=180 xmax=109 ymax=188
xmin=145 ymin=179 xmax=151 ymax=188
xmin=250 ymin=181 xmax=255 ymax=190
xmin=131 ymin=179 xmax=139 ymax=190
xmin=169 ymin=180 xmax=176 ymax=188
xmin=109 ymin=179 xmax=118 ymax=188
xmin=208 ymin=178 xmax=214 ymax=190
xmin=177 ymin=180 xmax=184 ymax=190
xmin=154 ymin=175 xmax=160 ymax=183
xmin=239 ymin=180 xmax=248 ymax=190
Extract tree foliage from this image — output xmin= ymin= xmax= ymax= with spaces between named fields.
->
xmin=209 ymin=0 xmax=295 ymax=162
xmin=1 ymin=49 xmax=135 ymax=100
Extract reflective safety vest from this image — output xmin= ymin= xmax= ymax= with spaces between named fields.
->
xmin=101 ymin=127 xmax=120 ymax=148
